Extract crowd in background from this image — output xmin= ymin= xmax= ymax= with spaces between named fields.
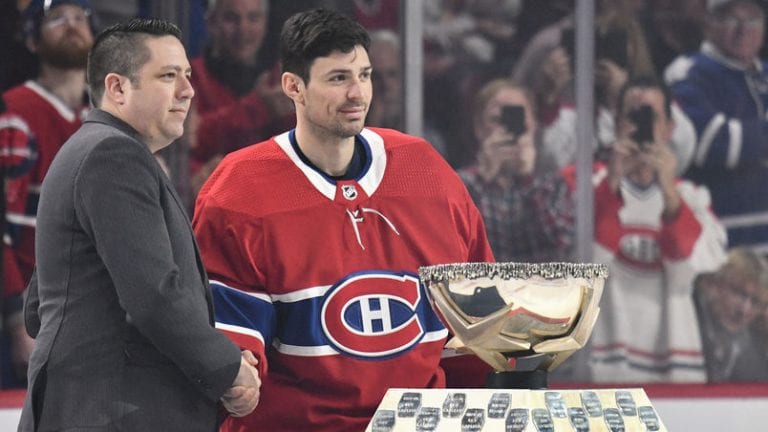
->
xmin=2 ymin=0 xmax=768 ymax=389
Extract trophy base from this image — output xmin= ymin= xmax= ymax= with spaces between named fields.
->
xmin=486 ymin=370 xmax=548 ymax=389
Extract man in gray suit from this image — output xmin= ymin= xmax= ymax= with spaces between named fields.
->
xmin=18 ymin=18 xmax=261 ymax=431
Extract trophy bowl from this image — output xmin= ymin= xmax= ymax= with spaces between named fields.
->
xmin=419 ymin=262 xmax=607 ymax=388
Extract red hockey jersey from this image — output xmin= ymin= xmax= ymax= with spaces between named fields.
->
xmin=2 ymin=81 xmax=86 ymax=298
xmin=193 ymin=127 xmax=494 ymax=431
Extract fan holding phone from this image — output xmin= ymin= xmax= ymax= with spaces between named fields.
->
xmin=457 ymin=79 xmax=575 ymax=263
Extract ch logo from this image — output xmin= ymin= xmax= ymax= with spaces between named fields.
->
xmin=321 ymin=272 xmax=425 ymax=359
xmin=341 ymin=184 xmax=358 ymax=200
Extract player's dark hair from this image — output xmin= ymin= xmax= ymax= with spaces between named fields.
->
xmin=87 ymin=18 xmax=182 ymax=107
xmin=616 ymin=76 xmax=672 ymax=120
xmin=280 ymin=8 xmax=370 ymax=84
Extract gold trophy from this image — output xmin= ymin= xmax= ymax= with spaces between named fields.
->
xmin=419 ymin=262 xmax=607 ymax=389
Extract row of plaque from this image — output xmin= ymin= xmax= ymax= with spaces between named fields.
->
xmin=366 ymin=388 xmax=666 ymax=432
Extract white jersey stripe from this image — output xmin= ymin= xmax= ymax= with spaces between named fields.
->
xmin=215 ymin=322 xmax=265 ymax=345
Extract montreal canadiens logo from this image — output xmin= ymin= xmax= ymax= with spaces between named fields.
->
xmin=321 ymin=272 xmax=424 ymax=359
xmin=341 ymin=184 xmax=358 ymax=200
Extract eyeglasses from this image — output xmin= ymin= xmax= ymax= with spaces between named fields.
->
xmin=42 ymin=9 xmax=91 ymax=30
xmin=719 ymin=15 xmax=764 ymax=31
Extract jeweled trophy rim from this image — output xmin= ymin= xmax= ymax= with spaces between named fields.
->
xmin=418 ymin=262 xmax=609 ymax=281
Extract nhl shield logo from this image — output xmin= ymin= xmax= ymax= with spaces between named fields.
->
xmin=342 ymin=184 xmax=358 ymax=200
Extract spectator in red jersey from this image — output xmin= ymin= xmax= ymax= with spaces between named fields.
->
xmin=188 ymin=0 xmax=295 ymax=197
xmin=1 ymin=0 xmax=93 ymax=388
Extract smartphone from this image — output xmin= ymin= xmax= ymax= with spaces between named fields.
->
xmin=500 ymin=105 xmax=527 ymax=136
xmin=628 ymin=105 xmax=654 ymax=147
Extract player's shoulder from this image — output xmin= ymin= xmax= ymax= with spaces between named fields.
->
xmin=196 ymin=137 xmax=295 ymax=212
xmin=365 ymin=127 xmax=449 ymax=168
xmin=366 ymin=127 xmax=433 ymax=150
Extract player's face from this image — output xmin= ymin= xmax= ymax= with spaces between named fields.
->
xmin=121 ymin=36 xmax=194 ymax=151
xmin=301 ymin=45 xmax=372 ymax=139
xmin=207 ymin=0 xmax=267 ymax=65
xmin=35 ymin=4 xmax=94 ymax=69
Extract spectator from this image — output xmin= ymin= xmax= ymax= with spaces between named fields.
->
xmin=587 ymin=77 xmax=727 ymax=383
xmin=188 ymin=0 xmax=295 ymax=197
xmin=458 ymin=79 xmax=575 ymax=262
xmin=366 ymin=29 xmax=449 ymax=157
xmin=0 ymin=98 xmax=36 ymax=389
xmin=666 ymin=0 xmax=768 ymax=252
xmin=366 ymin=30 xmax=403 ymax=130
xmin=694 ymin=248 xmax=768 ymax=382
xmin=517 ymin=0 xmax=697 ymax=176
xmin=193 ymin=9 xmax=495 ymax=431
xmin=1 ymin=0 xmax=93 ymax=388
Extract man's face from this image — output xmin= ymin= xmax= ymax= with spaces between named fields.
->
xmin=709 ymin=2 xmax=765 ymax=63
xmin=298 ymin=45 xmax=372 ymax=139
xmin=121 ymin=36 xmax=194 ymax=150
xmin=34 ymin=4 xmax=93 ymax=69
xmin=710 ymin=274 xmax=763 ymax=333
xmin=617 ymin=87 xmax=673 ymax=187
xmin=370 ymin=41 xmax=401 ymax=113
xmin=207 ymin=0 xmax=267 ymax=65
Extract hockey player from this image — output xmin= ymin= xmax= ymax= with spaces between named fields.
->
xmin=193 ymin=8 xmax=495 ymax=431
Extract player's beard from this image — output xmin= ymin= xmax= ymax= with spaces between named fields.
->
xmin=37 ymin=30 xmax=92 ymax=69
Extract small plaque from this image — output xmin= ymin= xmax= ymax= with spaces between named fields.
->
xmin=415 ymin=407 xmax=441 ymax=432
xmin=544 ymin=391 xmax=567 ymax=418
xmin=505 ymin=408 xmax=529 ymax=432
xmin=615 ymin=390 xmax=637 ymax=416
xmin=397 ymin=392 xmax=422 ymax=418
xmin=638 ymin=406 xmax=661 ymax=431
xmin=461 ymin=408 xmax=485 ymax=432
xmin=580 ymin=391 xmax=603 ymax=417
xmin=371 ymin=410 xmax=396 ymax=432
xmin=487 ymin=392 xmax=511 ymax=419
xmin=568 ymin=407 xmax=590 ymax=432
xmin=532 ymin=408 xmax=555 ymax=432
xmin=604 ymin=408 xmax=625 ymax=432
xmin=442 ymin=393 xmax=467 ymax=418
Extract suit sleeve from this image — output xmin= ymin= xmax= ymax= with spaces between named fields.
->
xmin=73 ymin=138 xmax=241 ymax=402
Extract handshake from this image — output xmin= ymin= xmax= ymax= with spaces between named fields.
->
xmin=221 ymin=350 xmax=262 ymax=417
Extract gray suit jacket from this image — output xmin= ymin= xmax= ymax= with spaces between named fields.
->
xmin=19 ymin=109 xmax=242 ymax=431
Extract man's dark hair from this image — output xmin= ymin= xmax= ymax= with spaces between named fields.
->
xmin=280 ymin=8 xmax=370 ymax=84
xmin=616 ymin=76 xmax=673 ymax=120
xmin=87 ymin=18 xmax=182 ymax=107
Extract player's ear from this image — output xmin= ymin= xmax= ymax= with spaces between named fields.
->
xmin=282 ymin=72 xmax=305 ymax=106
